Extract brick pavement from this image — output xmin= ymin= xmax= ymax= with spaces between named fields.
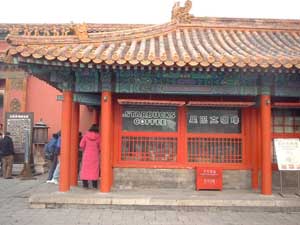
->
xmin=0 ymin=174 xmax=300 ymax=225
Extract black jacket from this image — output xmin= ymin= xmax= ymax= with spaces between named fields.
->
xmin=0 ymin=135 xmax=15 ymax=156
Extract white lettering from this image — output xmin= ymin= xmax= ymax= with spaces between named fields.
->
xmin=189 ymin=115 xmax=198 ymax=124
xmin=230 ymin=116 xmax=240 ymax=125
xmin=209 ymin=116 xmax=219 ymax=124
xmin=199 ymin=116 xmax=208 ymax=124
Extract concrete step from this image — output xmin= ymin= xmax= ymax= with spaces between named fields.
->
xmin=29 ymin=188 xmax=300 ymax=212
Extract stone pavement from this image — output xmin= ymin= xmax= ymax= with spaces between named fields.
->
xmin=0 ymin=174 xmax=300 ymax=225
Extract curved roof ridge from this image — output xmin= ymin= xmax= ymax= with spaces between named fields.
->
xmin=88 ymin=22 xmax=177 ymax=43
xmin=6 ymin=22 xmax=177 ymax=46
xmin=190 ymin=17 xmax=300 ymax=31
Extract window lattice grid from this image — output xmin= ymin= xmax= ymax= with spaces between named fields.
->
xmin=121 ymin=136 xmax=177 ymax=162
xmin=272 ymin=109 xmax=300 ymax=134
xmin=188 ymin=137 xmax=242 ymax=163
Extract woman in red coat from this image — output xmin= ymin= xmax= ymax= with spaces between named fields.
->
xmin=80 ymin=124 xmax=100 ymax=189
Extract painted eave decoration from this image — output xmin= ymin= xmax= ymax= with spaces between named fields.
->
xmin=4 ymin=0 xmax=300 ymax=69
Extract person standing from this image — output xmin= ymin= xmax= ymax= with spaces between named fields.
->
xmin=80 ymin=124 xmax=100 ymax=189
xmin=45 ymin=132 xmax=59 ymax=182
xmin=0 ymin=132 xmax=15 ymax=179
xmin=47 ymin=133 xmax=61 ymax=184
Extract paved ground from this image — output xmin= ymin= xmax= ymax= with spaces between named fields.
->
xmin=0 ymin=174 xmax=300 ymax=225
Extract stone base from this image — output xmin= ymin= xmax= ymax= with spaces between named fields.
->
xmin=113 ymin=168 xmax=253 ymax=190
xmin=113 ymin=168 xmax=195 ymax=190
xmin=32 ymin=144 xmax=48 ymax=174
xmin=34 ymin=163 xmax=48 ymax=174
xmin=273 ymin=171 xmax=299 ymax=188
xmin=113 ymin=168 xmax=300 ymax=190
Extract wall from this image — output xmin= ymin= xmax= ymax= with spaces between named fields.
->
xmin=272 ymin=171 xmax=298 ymax=189
xmin=113 ymin=168 xmax=252 ymax=190
xmin=113 ymin=168 xmax=299 ymax=191
xmin=113 ymin=168 xmax=195 ymax=190
xmin=26 ymin=75 xmax=97 ymax=139
xmin=79 ymin=105 xmax=96 ymax=134
xmin=26 ymin=75 xmax=62 ymax=138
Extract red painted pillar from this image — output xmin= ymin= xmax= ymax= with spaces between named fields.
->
xmin=70 ymin=102 xmax=80 ymax=186
xmin=251 ymin=108 xmax=259 ymax=190
xmin=100 ymin=91 xmax=112 ymax=192
xmin=178 ymin=106 xmax=187 ymax=164
xmin=59 ymin=91 xmax=73 ymax=192
xmin=260 ymin=95 xmax=272 ymax=195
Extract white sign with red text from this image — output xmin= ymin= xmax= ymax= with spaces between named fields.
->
xmin=274 ymin=138 xmax=300 ymax=171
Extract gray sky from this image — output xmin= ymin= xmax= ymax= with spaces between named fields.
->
xmin=0 ymin=0 xmax=300 ymax=24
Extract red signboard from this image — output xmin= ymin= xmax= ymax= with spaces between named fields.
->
xmin=196 ymin=167 xmax=223 ymax=190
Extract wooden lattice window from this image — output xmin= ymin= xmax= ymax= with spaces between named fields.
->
xmin=188 ymin=137 xmax=242 ymax=163
xmin=272 ymin=109 xmax=300 ymax=134
xmin=187 ymin=107 xmax=243 ymax=164
xmin=121 ymin=105 xmax=178 ymax=162
xmin=121 ymin=135 xmax=177 ymax=162
xmin=272 ymin=109 xmax=300 ymax=163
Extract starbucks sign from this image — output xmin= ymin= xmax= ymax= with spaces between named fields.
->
xmin=122 ymin=106 xmax=178 ymax=132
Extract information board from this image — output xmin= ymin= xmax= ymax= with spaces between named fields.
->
xmin=122 ymin=106 xmax=177 ymax=132
xmin=274 ymin=138 xmax=300 ymax=171
xmin=5 ymin=112 xmax=34 ymax=161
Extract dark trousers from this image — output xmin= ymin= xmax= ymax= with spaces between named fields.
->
xmin=82 ymin=180 xmax=98 ymax=189
xmin=47 ymin=154 xmax=58 ymax=180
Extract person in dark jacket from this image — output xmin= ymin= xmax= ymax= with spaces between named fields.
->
xmin=45 ymin=132 xmax=59 ymax=182
xmin=0 ymin=132 xmax=15 ymax=179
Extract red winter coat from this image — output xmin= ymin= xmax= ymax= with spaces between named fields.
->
xmin=79 ymin=131 xmax=100 ymax=180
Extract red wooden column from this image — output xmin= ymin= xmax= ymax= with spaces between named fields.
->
xmin=59 ymin=91 xmax=73 ymax=192
xmin=100 ymin=91 xmax=113 ymax=192
xmin=178 ymin=106 xmax=187 ymax=164
xmin=260 ymin=95 xmax=272 ymax=195
xmin=70 ymin=102 xmax=80 ymax=186
xmin=251 ymin=108 xmax=259 ymax=190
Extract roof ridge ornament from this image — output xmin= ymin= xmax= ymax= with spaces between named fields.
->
xmin=73 ymin=23 xmax=89 ymax=41
xmin=7 ymin=25 xmax=72 ymax=36
xmin=171 ymin=0 xmax=194 ymax=24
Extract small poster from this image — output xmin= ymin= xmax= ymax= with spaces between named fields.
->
xmin=274 ymin=138 xmax=300 ymax=171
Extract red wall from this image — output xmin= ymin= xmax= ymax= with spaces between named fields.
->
xmin=79 ymin=105 xmax=96 ymax=134
xmin=26 ymin=76 xmax=62 ymax=138
xmin=26 ymin=75 xmax=96 ymax=139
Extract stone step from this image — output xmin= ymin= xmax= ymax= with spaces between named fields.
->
xmin=29 ymin=188 xmax=300 ymax=212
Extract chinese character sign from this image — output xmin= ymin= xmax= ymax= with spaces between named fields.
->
xmin=274 ymin=138 xmax=300 ymax=171
xmin=5 ymin=112 xmax=34 ymax=154
xmin=187 ymin=108 xmax=241 ymax=133
xmin=122 ymin=106 xmax=177 ymax=132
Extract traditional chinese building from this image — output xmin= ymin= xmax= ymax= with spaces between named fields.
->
xmin=2 ymin=0 xmax=300 ymax=195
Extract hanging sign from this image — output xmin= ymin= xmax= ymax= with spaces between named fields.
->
xmin=274 ymin=138 xmax=300 ymax=171
xmin=187 ymin=108 xmax=241 ymax=133
xmin=122 ymin=106 xmax=178 ymax=132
